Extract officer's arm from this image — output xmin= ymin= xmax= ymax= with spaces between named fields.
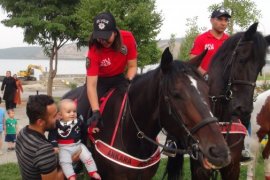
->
xmin=126 ymin=59 xmax=137 ymax=81
xmin=87 ymin=76 xmax=99 ymax=111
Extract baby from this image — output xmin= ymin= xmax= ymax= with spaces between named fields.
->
xmin=49 ymin=99 xmax=101 ymax=180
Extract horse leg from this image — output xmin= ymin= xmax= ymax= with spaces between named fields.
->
xmin=220 ymin=135 xmax=243 ymax=180
xmin=257 ymin=128 xmax=267 ymax=142
xmin=263 ymin=134 xmax=270 ymax=159
xmin=166 ymin=154 xmax=184 ymax=180
xmin=246 ymin=134 xmax=260 ymax=180
xmin=264 ymin=157 xmax=270 ymax=180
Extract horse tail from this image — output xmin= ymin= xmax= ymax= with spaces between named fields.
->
xmin=162 ymin=153 xmax=184 ymax=180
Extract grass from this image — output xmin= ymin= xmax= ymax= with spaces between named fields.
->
xmin=0 ymin=156 xmax=265 ymax=180
xmin=257 ymin=74 xmax=270 ymax=81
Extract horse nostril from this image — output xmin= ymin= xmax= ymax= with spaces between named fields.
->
xmin=208 ymin=146 xmax=219 ymax=158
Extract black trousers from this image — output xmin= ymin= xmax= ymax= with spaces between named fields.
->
xmin=97 ymin=74 xmax=126 ymax=98
xmin=5 ymin=100 xmax=15 ymax=110
xmin=64 ymin=74 xmax=127 ymax=121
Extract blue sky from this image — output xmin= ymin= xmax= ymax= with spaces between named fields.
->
xmin=0 ymin=0 xmax=269 ymax=49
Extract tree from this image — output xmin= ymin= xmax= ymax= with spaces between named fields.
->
xmin=168 ymin=34 xmax=176 ymax=58
xmin=0 ymin=0 xmax=80 ymax=95
xmin=75 ymin=0 xmax=162 ymax=70
xmin=178 ymin=17 xmax=205 ymax=61
xmin=1 ymin=1 xmax=162 ymax=95
xmin=209 ymin=0 xmax=261 ymax=34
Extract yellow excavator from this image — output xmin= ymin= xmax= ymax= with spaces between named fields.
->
xmin=17 ymin=64 xmax=44 ymax=81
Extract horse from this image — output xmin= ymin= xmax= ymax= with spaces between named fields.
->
xmin=247 ymin=89 xmax=270 ymax=180
xmin=166 ymin=22 xmax=270 ymax=180
xmin=62 ymin=47 xmax=231 ymax=179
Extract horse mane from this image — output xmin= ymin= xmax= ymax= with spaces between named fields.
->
xmin=133 ymin=60 xmax=201 ymax=86
xmin=210 ymin=31 xmax=267 ymax=71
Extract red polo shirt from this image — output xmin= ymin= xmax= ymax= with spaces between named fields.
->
xmin=190 ymin=30 xmax=229 ymax=71
xmin=87 ymin=30 xmax=137 ymax=77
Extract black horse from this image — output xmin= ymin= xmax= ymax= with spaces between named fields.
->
xmin=166 ymin=23 xmax=270 ymax=180
xmin=63 ymin=48 xmax=231 ymax=179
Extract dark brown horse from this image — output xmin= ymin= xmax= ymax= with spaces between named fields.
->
xmin=63 ymin=48 xmax=231 ymax=179
xmin=166 ymin=23 xmax=270 ymax=180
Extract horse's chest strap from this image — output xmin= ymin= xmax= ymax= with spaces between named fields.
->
xmin=94 ymin=140 xmax=161 ymax=169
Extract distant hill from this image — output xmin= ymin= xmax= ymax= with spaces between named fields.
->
xmin=0 ymin=47 xmax=43 ymax=59
xmin=0 ymin=38 xmax=183 ymax=60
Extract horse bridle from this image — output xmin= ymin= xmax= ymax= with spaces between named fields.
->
xmin=209 ymin=37 xmax=256 ymax=108
xmin=209 ymin=36 xmax=256 ymax=148
xmin=125 ymin=75 xmax=218 ymax=160
xmin=162 ymin=93 xmax=218 ymax=159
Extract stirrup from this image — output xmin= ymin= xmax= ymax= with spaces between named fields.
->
xmin=162 ymin=140 xmax=177 ymax=157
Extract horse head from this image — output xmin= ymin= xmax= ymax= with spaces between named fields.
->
xmin=159 ymin=47 xmax=230 ymax=169
xmin=208 ymin=22 xmax=270 ymax=125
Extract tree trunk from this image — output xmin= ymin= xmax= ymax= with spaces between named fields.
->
xmin=47 ymin=42 xmax=58 ymax=96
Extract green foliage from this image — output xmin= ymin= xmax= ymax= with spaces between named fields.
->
xmin=0 ymin=0 xmax=162 ymax=94
xmin=0 ymin=0 xmax=80 ymax=53
xmin=75 ymin=0 xmax=163 ymax=69
xmin=168 ymin=34 xmax=176 ymax=55
xmin=178 ymin=17 xmax=205 ymax=61
xmin=0 ymin=0 xmax=82 ymax=95
xmin=209 ymin=0 xmax=261 ymax=34
xmin=0 ymin=163 xmax=21 ymax=180
xmin=68 ymin=82 xmax=78 ymax=90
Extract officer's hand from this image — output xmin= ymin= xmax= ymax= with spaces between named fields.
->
xmin=87 ymin=110 xmax=102 ymax=127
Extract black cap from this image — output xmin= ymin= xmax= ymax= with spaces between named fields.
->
xmin=211 ymin=8 xmax=231 ymax=18
xmin=92 ymin=12 xmax=117 ymax=40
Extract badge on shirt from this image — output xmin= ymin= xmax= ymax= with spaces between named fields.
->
xmin=120 ymin=45 xmax=128 ymax=55
xmin=86 ymin=57 xmax=90 ymax=69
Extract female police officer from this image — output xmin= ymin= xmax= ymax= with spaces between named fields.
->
xmin=86 ymin=12 xmax=138 ymax=125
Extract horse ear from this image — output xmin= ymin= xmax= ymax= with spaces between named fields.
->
xmin=244 ymin=22 xmax=258 ymax=40
xmin=161 ymin=47 xmax=173 ymax=73
xmin=188 ymin=49 xmax=208 ymax=68
xmin=265 ymin=35 xmax=270 ymax=46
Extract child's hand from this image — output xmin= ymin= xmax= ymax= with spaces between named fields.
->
xmin=72 ymin=148 xmax=82 ymax=162
xmin=53 ymin=147 xmax=59 ymax=154
xmin=92 ymin=127 xmax=100 ymax=134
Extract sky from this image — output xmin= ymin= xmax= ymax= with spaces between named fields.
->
xmin=0 ymin=0 xmax=270 ymax=49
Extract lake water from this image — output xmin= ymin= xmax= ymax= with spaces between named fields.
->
xmin=0 ymin=59 xmax=86 ymax=79
xmin=1 ymin=56 xmax=270 ymax=78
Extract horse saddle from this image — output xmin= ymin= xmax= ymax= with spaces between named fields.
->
xmin=89 ymin=89 xmax=161 ymax=169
